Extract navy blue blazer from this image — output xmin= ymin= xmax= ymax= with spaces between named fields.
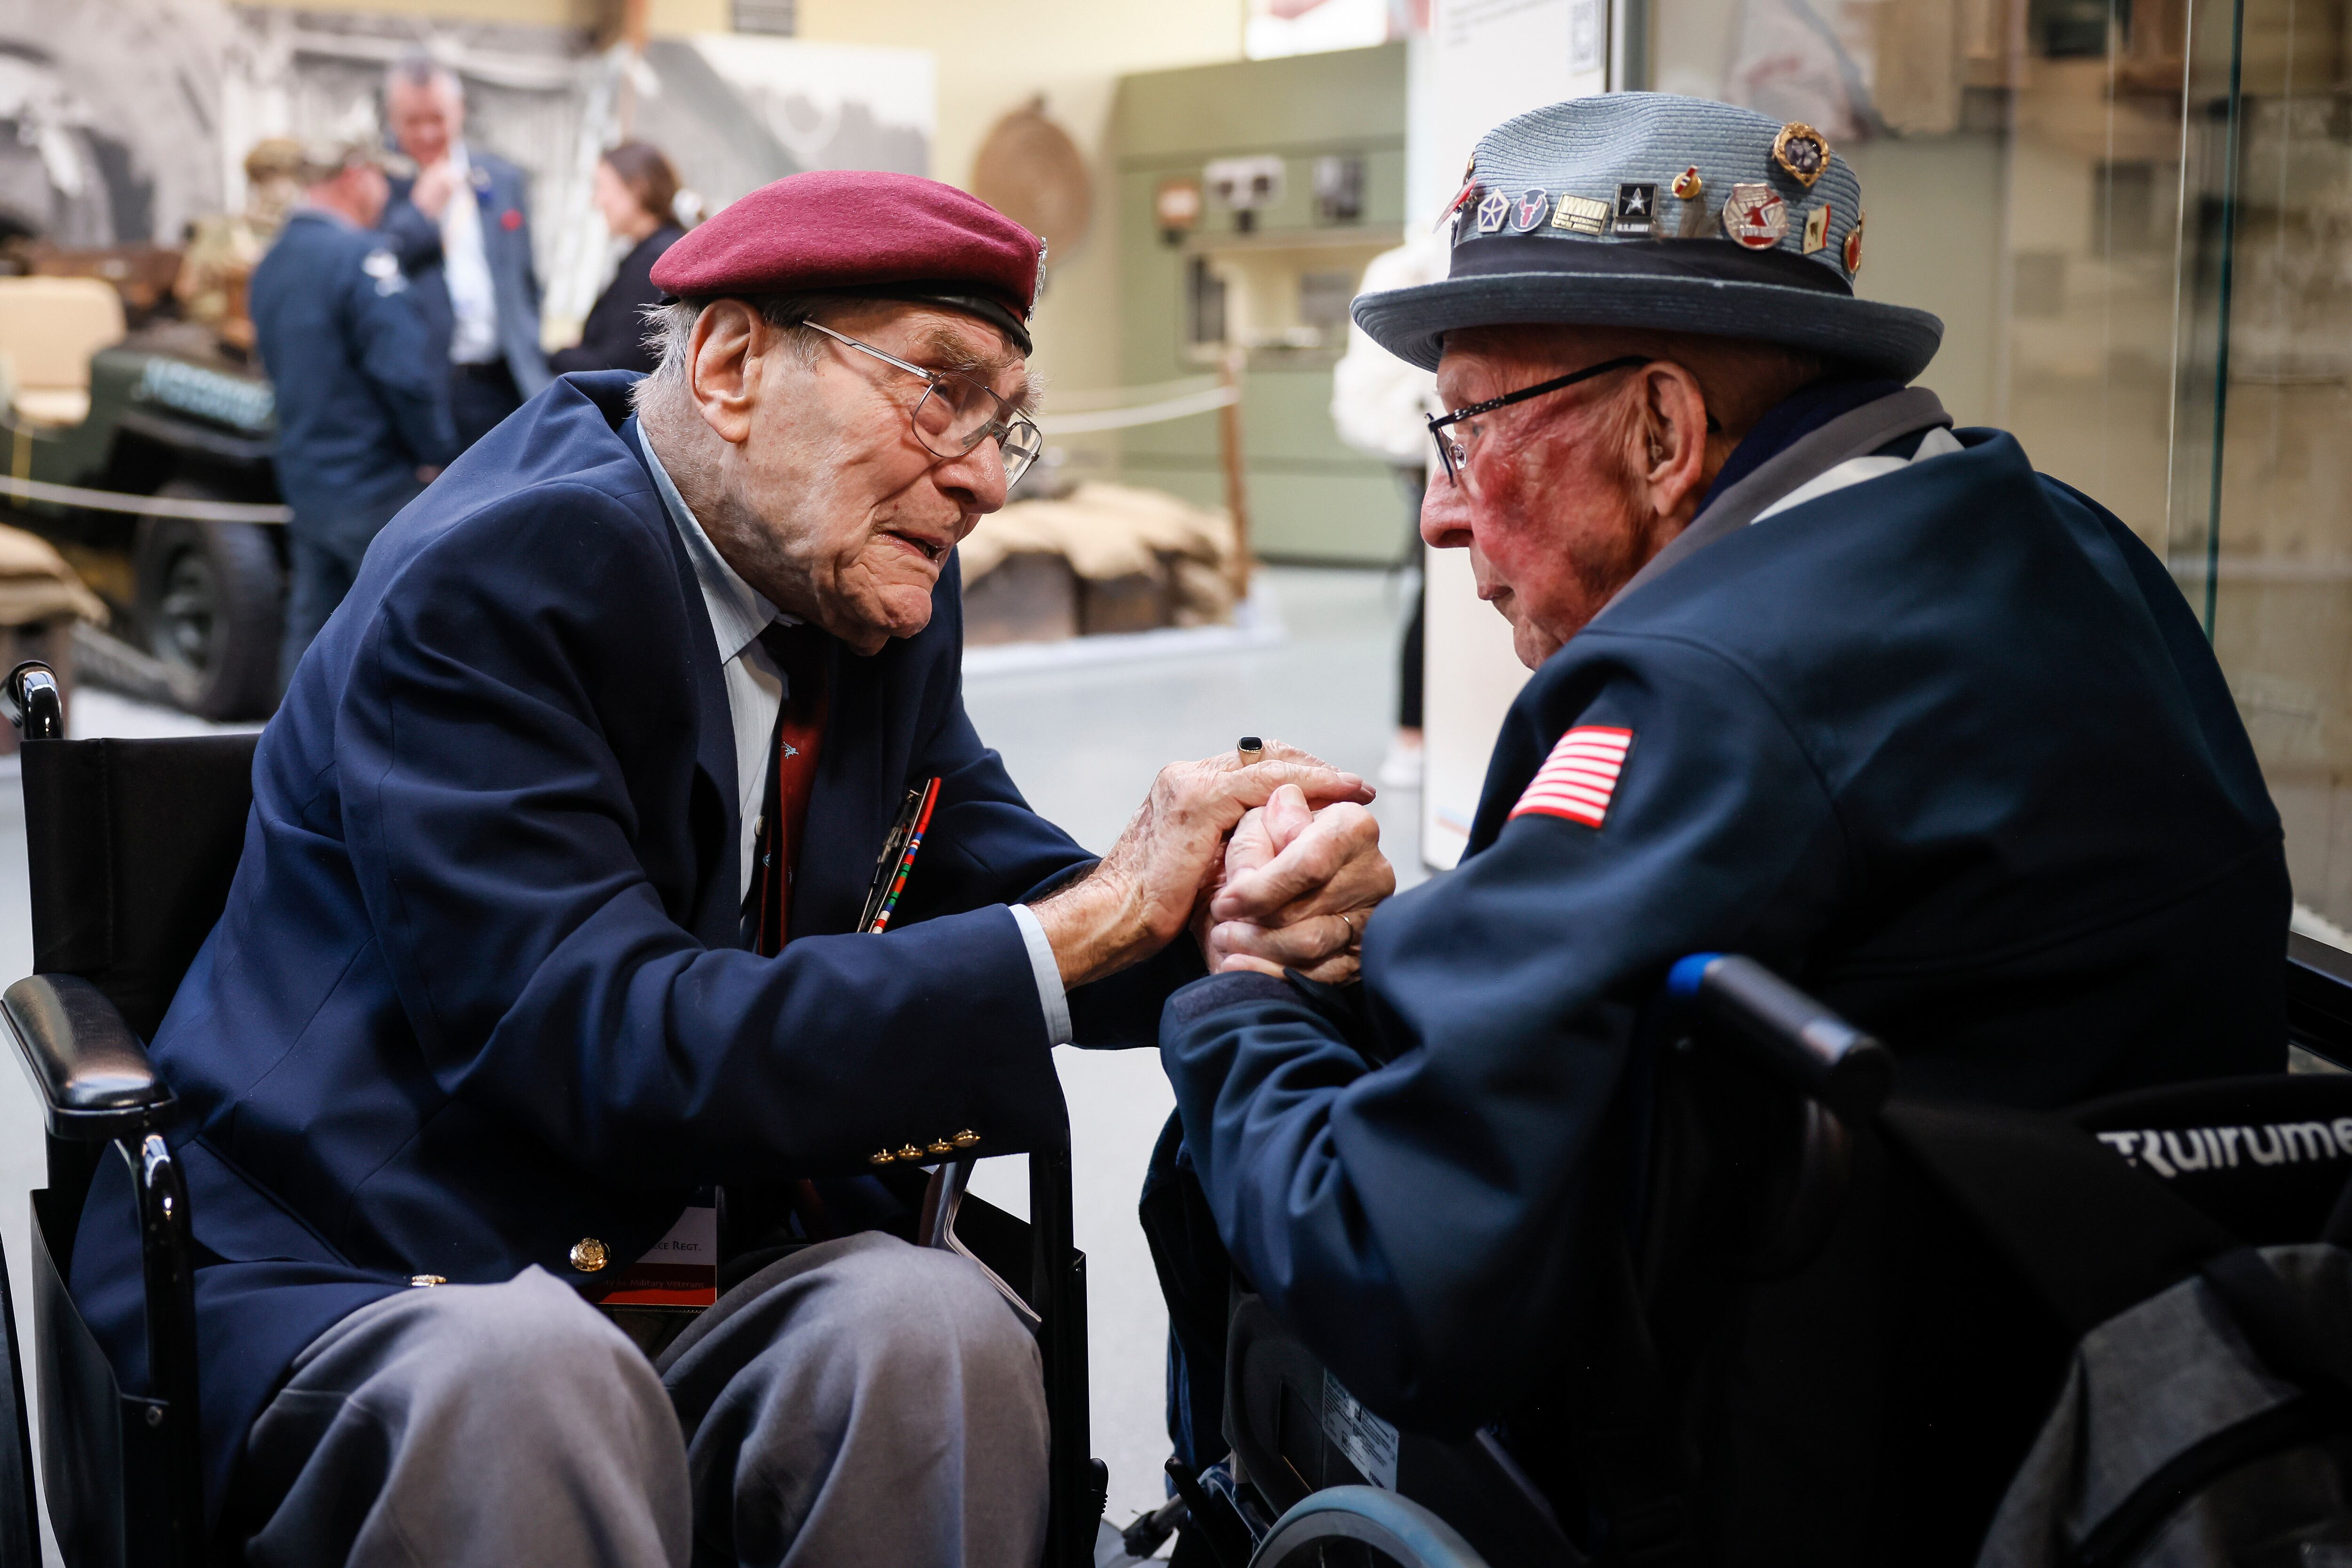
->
xmin=249 ymin=211 xmax=458 ymax=537
xmin=72 ymin=370 xmax=1196 ymax=1520
xmin=381 ymin=147 xmax=551 ymax=398
xmin=1162 ymin=427 xmax=2287 ymax=1435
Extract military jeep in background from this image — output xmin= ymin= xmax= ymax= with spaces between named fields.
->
xmin=0 ymin=274 xmax=286 ymax=720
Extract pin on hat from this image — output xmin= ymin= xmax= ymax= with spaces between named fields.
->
xmin=1551 ymin=194 xmax=1610 ymax=235
xmin=1348 ymin=93 xmax=1941 ymax=382
xmin=1722 ymin=182 xmax=1786 ymax=248
xmin=1613 ymin=182 xmax=1658 ymax=237
xmin=1802 ymin=202 xmax=1832 ymax=255
xmin=1511 ymin=188 xmax=1551 ymax=232
xmin=1771 ymin=122 xmax=1831 ymax=187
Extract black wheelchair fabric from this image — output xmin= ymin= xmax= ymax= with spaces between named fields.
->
xmin=23 ymin=735 xmax=259 ymax=1042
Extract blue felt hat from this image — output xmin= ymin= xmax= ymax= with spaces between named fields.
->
xmin=1353 ymin=94 xmax=1943 ymax=381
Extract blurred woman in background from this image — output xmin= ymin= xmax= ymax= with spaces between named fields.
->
xmin=550 ymin=141 xmax=687 ymax=375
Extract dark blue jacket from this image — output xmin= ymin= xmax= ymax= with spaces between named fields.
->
xmin=249 ymin=209 xmax=457 ymax=536
xmin=381 ymin=147 xmax=550 ymax=398
xmin=72 ymin=371 xmax=1196 ymax=1520
xmin=1161 ymin=426 xmax=2287 ymax=1436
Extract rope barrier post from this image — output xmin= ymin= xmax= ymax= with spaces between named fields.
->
xmin=1217 ymin=347 xmax=1252 ymax=601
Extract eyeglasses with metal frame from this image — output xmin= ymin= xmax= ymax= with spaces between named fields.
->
xmin=1424 ymin=354 xmax=1653 ymax=486
xmin=802 ymin=319 xmax=1046 ymax=486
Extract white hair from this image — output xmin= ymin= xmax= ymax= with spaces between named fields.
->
xmin=629 ymin=294 xmax=834 ymax=415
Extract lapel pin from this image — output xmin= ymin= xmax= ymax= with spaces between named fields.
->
xmin=1550 ymin=194 xmax=1610 ymax=235
xmin=1510 ymin=187 xmax=1551 ymax=231
xmin=1613 ymin=182 xmax=1659 ymax=237
xmin=1671 ymin=165 xmax=1704 ymax=201
xmin=1475 ymin=190 xmax=1511 ymax=233
xmin=1771 ymin=123 xmax=1830 ymax=188
xmin=1802 ymin=201 xmax=1832 ymax=254
xmin=1843 ymin=211 xmax=1866 ymax=274
xmin=1722 ymin=182 xmax=1787 ymax=249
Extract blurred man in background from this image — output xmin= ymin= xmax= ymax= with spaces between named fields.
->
xmin=380 ymin=52 xmax=550 ymax=448
xmin=248 ymin=137 xmax=456 ymax=691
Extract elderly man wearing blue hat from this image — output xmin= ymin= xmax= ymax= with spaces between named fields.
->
xmin=1155 ymin=93 xmax=2287 ymax=1556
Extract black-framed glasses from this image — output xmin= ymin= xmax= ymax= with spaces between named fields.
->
xmin=1425 ymin=355 xmax=1652 ymax=486
xmin=804 ymin=320 xmax=1046 ymax=485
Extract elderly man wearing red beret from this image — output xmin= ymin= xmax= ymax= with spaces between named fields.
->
xmin=67 ymin=171 xmax=1392 ymax=1568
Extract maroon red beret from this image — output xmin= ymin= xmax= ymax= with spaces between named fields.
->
xmin=650 ymin=170 xmax=1044 ymax=352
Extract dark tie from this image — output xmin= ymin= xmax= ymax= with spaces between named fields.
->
xmin=745 ymin=622 xmax=829 ymax=956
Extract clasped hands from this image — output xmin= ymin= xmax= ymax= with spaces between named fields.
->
xmin=1030 ymin=740 xmax=1395 ymax=990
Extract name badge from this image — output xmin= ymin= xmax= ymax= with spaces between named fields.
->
xmin=597 ymin=1202 xmax=717 ymax=1309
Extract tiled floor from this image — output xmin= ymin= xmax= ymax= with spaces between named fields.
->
xmin=0 ymin=565 xmax=1424 ymax=1555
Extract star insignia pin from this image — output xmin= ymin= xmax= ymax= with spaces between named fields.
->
xmin=1722 ymin=182 xmax=1787 ymax=249
xmin=1613 ymin=182 xmax=1659 ymax=237
xmin=1475 ymin=190 xmax=1511 ymax=234
xmin=1771 ymin=122 xmax=1830 ymax=188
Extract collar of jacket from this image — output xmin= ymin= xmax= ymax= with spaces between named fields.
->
xmin=1599 ymin=383 xmax=1953 ymax=620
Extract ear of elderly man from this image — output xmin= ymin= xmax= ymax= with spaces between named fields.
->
xmin=68 ymin=168 xmax=1388 ymax=1567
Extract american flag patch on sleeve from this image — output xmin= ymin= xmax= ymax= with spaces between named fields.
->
xmin=1510 ymin=726 xmax=1634 ymax=829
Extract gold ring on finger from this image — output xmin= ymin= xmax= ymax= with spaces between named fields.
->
xmin=1237 ymin=735 xmax=1264 ymax=764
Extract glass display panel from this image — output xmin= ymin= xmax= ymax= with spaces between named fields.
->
xmin=1643 ymin=0 xmax=2352 ymax=941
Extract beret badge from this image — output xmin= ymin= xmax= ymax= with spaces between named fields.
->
xmin=1771 ymin=122 xmax=1830 ymax=188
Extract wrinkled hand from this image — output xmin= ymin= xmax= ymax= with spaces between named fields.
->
xmin=411 ymin=161 xmax=460 ymax=220
xmin=1199 ymin=784 xmax=1392 ymax=982
xmin=1031 ymin=741 xmax=1374 ymax=990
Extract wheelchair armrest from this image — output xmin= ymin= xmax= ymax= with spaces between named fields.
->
xmin=1668 ymin=953 xmax=1893 ymax=1122
xmin=2 ymin=974 xmax=176 ymax=1140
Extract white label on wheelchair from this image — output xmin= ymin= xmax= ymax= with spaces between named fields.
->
xmin=1321 ymin=1369 xmax=1399 ymax=1490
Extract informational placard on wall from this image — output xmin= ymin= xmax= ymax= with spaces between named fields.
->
xmin=1416 ymin=0 xmax=1610 ymax=869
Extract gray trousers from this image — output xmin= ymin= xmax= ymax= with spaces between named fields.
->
xmin=233 ymin=1232 xmax=1050 ymax=1568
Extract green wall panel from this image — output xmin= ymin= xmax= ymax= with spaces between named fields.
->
xmin=1112 ymin=43 xmax=1410 ymax=566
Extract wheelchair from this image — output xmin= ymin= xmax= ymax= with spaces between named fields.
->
xmin=0 ymin=660 xmax=1111 ymax=1568
xmin=1157 ymin=938 xmax=2352 ymax=1568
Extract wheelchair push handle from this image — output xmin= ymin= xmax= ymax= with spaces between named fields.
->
xmin=4 ymin=659 xmax=60 ymax=739
xmin=1668 ymin=953 xmax=1894 ymax=1121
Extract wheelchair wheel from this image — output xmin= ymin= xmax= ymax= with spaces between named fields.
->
xmin=1247 ymin=1487 xmax=1490 ymax=1568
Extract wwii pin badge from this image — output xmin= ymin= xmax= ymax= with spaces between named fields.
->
xmin=1550 ymin=194 xmax=1610 ymax=235
xmin=1510 ymin=187 xmax=1551 ymax=232
xmin=1722 ymin=183 xmax=1787 ymax=249
xmin=1613 ymin=182 xmax=1659 ymax=237
xmin=1475 ymin=189 xmax=1511 ymax=234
